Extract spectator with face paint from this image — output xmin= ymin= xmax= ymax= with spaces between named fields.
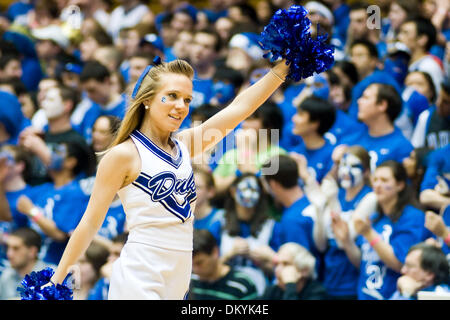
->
xmin=333 ymin=160 xmax=431 ymax=300
xmin=208 ymin=172 xmax=279 ymax=296
xmin=309 ymin=146 xmax=374 ymax=299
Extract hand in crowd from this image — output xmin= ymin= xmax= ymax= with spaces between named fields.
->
xmin=230 ymin=237 xmax=250 ymax=257
xmin=249 ymin=245 xmax=276 ymax=269
xmin=289 ymin=152 xmax=310 ymax=181
xmin=16 ymin=195 xmax=35 ymax=216
xmin=278 ymin=265 xmax=302 ymax=285
xmin=331 ymin=144 xmax=348 ymax=163
xmin=353 ymin=215 xmax=372 ymax=237
xmin=18 ymin=128 xmax=47 ymax=155
xmin=424 ymin=237 xmax=442 ymax=249
xmin=425 ymin=210 xmax=449 ymax=239
xmin=397 ymin=275 xmax=426 ymax=297
xmin=100 ymin=260 xmax=114 ymax=279
xmin=331 ymin=211 xmax=351 ymax=246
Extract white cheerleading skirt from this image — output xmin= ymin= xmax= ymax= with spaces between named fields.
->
xmin=108 ymin=241 xmax=192 ymax=300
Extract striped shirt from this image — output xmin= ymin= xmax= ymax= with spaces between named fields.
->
xmin=189 ymin=268 xmax=259 ymax=300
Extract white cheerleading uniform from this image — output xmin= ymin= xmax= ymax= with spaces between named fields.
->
xmin=108 ymin=129 xmax=196 ymax=300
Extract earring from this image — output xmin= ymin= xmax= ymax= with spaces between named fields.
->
xmin=144 ymin=105 xmax=149 ymax=110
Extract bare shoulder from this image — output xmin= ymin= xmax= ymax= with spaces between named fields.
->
xmin=97 ymin=139 xmax=141 ymax=187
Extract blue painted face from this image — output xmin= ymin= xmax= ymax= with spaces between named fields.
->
xmin=235 ymin=176 xmax=261 ymax=208
xmin=212 ymin=81 xmax=235 ymax=104
xmin=338 ymin=153 xmax=365 ymax=189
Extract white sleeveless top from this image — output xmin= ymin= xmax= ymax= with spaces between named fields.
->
xmin=117 ymin=130 xmax=196 ymax=251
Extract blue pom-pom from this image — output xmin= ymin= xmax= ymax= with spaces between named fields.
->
xmin=17 ymin=267 xmax=73 ymax=300
xmin=259 ymin=5 xmax=335 ymax=81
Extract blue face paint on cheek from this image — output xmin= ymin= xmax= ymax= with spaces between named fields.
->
xmin=161 ymin=96 xmax=167 ymax=103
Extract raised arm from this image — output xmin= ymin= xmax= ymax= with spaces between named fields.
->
xmin=178 ymin=61 xmax=290 ymax=157
xmin=50 ymin=142 xmax=137 ymax=284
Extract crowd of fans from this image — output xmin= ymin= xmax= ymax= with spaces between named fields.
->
xmin=0 ymin=0 xmax=449 ymax=300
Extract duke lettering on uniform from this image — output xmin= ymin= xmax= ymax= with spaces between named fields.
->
xmin=148 ymin=171 xmax=196 ymax=202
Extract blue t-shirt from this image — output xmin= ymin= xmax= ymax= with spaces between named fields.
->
xmin=356 ymin=205 xmax=428 ymax=300
xmin=420 ymin=145 xmax=450 ymax=192
xmin=87 ymin=277 xmax=110 ymax=300
xmin=323 ymin=185 xmax=372 ymax=297
xmin=441 ymin=206 xmax=450 ymax=257
xmin=356 ymin=126 xmax=413 ymax=172
xmin=274 ymin=196 xmax=315 ymax=252
xmin=5 ymin=184 xmax=41 ymax=230
xmin=325 ymin=109 xmax=366 ymax=146
xmin=30 ymin=180 xmax=89 ymax=265
xmin=194 ymin=207 xmax=224 ymax=230
xmin=97 ymin=199 xmax=126 ymax=240
xmin=291 ymin=139 xmax=335 ymax=183
xmin=277 ymin=83 xmax=305 ymax=125
xmin=332 ymin=3 xmax=350 ymax=46
xmin=191 ymin=77 xmax=215 ymax=109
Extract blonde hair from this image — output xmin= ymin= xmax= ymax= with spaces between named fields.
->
xmin=108 ymin=59 xmax=194 ymax=149
xmin=279 ymin=242 xmax=316 ymax=279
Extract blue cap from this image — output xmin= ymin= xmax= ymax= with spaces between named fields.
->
xmin=140 ymin=33 xmax=165 ymax=52
xmin=64 ymin=63 xmax=83 ymax=74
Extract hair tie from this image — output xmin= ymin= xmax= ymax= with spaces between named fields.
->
xmin=131 ymin=56 xmax=163 ymax=99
